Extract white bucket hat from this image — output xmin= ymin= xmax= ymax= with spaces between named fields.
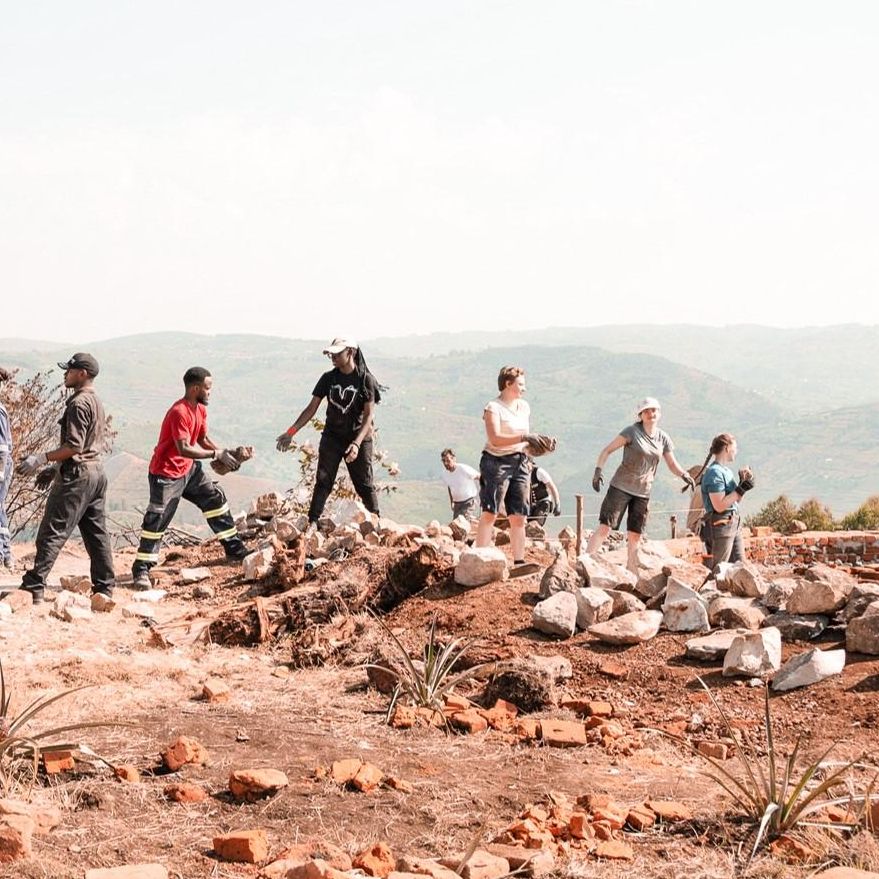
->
xmin=636 ymin=397 xmax=661 ymax=417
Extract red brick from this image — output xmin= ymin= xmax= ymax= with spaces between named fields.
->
xmin=647 ymin=800 xmax=693 ymax=822
xmin=514 ymin=719 xmax=540 ymax=741
xmin=0 ymin=815 xmax=34 ymax=863
xmin=162 ymin=736 xmax=207 ymax=772
xmin=539 ymin=719 xmax=587 ymax=748
xmin=353 ymin=842 xmax=396 ymax=878
xmin=163 ymin=782 xmax=208 ymax=803
xmin=595 ymin=840 xmax=634 ymax=861
xmin=451 ymin=709 xmax=489 ymax=734
xmin=213 ymin=829 xmax=268 ymax=864
xmin=390 ymin=705 xmax=416 ymax=729
xmin=330 ymin=758 xmax=362 ymax=784
xmin=114 ymin=764 xmax=141 ymax=783
xmin=567 ymin=812 xmax=592 ymax=839
xmin=352 ymin=762 xmax=384 ymax=792
xmin=42 ymin=750 xmax=75 ymax=774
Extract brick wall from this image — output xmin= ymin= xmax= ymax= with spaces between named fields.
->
xmin=666 ymin=531 xmax=879 ymax=568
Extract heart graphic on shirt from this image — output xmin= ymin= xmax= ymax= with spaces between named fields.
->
xmin=329 ymin=384 xmax=358 ymax=414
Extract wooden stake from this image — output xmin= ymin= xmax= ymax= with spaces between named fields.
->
xmin=575 ymin=494 xmax=584 ymax=556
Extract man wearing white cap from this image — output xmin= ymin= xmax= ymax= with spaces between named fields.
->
xmin=276 ymin=338 xmax=382 ymax=523
xmin=586 ymin=397 xmax=694 ymax=573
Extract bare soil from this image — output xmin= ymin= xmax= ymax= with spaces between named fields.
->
xmin=1 ymin=540 xmax=877 ymax=878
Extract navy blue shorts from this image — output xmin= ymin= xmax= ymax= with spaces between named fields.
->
xmin=479 ymin=451 xmax=530 ymax=517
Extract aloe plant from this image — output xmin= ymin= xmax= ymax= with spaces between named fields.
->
xmin=675 ymin=678 xmax=861 ymax=869
xmin=367 ymin=612 xmax=489 ymax=721
xmin=0 ymin=659 xmax=127 ymax=794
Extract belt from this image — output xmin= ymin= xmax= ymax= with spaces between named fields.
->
xmin=711 ymin=517 xmax=732 ymax=526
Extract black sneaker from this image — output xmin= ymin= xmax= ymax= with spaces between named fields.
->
xmin=131 ymin=570 xmax=152 ymax=591
xmin=224 ymin=544 xmax=250 ymax=562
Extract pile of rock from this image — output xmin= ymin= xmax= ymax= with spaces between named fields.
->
xmin=235 ymin=495 xmax=480 ymax=585
xmin=529 ymin=547 xmax=879 ymax=691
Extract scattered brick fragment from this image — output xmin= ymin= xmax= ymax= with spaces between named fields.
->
xmin=353 ymin=842 xmax=396 ymax=878
xmin=162 ymin=736 xmax=207 ymax=772
xmin=113 ymin=765 xmax=140 ymax=783
xmin=213 ymin=829 xmax=268 ymax=864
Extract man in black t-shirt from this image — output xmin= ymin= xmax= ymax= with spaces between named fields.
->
xmin=276 ymin=338 xmax=381 ymax=523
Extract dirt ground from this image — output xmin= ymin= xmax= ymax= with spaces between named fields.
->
xmin=1 ymin=539 xmax=878 ymax=879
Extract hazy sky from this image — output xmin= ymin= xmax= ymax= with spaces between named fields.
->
xmin=2 ymin=2 xmax=878 ymax=343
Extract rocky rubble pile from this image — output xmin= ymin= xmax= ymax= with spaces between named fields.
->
xmin=529 ymin=547 xmax=879 ymax=691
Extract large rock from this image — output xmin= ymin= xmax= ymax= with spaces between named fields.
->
xmin=771 ymin=648 xmax=846 ymax=692
xmin=762 ymin=612 xmax=828 ymax=641
xmin=661 ymin=559 xmax=711 ymax=590
xmin=50 ymin=590 xmax=92 ymax=622
xmin=242 ymin=547 xmax=275 ymax=581
xmin=840 ymin=584 xmax=879 ymax=623
xmin=716 ymin=561 xmax=768 ymax=598
xmin=662 ymin=579 xmax=709 ymax=633
xmin=455 ymin=547 xmax=508 ymax=587
xmin=606 ymin=589 xmax=646 ymax=617
xmin=588 ymin=610 xmax=663 ymax=646
xmin=575 ymin=554 xmax=637 ymax=592
xmin=228 ymin=768 xmax=289 ymax=801
xmin=708 ymin=596 xmax=767 ymax=630
xmin=762 ymin=577 xmax=799 ymax=611
xmin=846 ymin=604 xmax=879 ymax=655
xmin=722 ymin=628 xmax=782 ymax=677
xmin=574 ymin=587 xmax=613 ymax=629
xmin=786 ymin=580 xmax=849 ymax=614
xmin=685 ymin=629 xmax=752 ymax=661
xmin=531 ymin=592 xmax=578 ymax=639
xmin=633 ymin=568 xmax=667 ymax=600
xmin=537 ymin=552 xmax=582 ymax=600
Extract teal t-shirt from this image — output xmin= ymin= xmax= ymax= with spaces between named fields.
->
xmin=701 ymin=462 xmax=738 ymax=516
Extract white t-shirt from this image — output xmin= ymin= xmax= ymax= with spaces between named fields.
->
xmin=441 ymin=463 xmax=480 ymax=502
xmin=483 ymin=398 xmax=530 ymax=456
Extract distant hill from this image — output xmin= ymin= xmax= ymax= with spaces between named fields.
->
xmin=2 ymin=328 xmax=876 ymax=532
xmin=367 ymin=324 xmax=879 ymax=413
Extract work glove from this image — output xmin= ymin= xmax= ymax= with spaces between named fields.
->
xmin=35 ymin=466 xmax=57 ymax=490
xmin=681 ymin=471 xmax=696 ymax=491
xmin=553 ymin=502 xmax=561 ymax=517
xmin=215 ymin=449 xmax=241 ymax=472
xmin=592 ymin=466 xmax=604 ymax=493
xmin=16 ymin=452 xmax=47 ymax=476
xmin=276 ymin=433 xmax=294 ymax=452
xmin=523 ymin=434 xmax=557 ymax=456
xmin=736 ymin=467 xmax=755 ymax=494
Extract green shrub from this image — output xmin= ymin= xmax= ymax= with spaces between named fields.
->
xmin=841 ymin=495 xmax=879 ymax=531
xmin=795 ymin=498 xmax=837 ymax=532
xmin=746 ymin=495 xmax=798 ymax=532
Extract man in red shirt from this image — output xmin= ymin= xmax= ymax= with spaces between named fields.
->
xmin=132 ymin=367 xmax=247 ymax=589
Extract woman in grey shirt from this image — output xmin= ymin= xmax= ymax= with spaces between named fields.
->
xmin=587 ymin=397 xmax=694 ymax=573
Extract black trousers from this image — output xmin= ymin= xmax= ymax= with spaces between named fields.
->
xmin=308 ymin=433 xmax=380 ymax=522
xmin=22 ymin=461 xmax=116 ymax=593
xmin=133 ymin=462 xmax=244 ymax=574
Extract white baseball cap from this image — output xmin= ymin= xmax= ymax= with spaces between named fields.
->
xmin=636 ymin=397 xmax=661 ymax=415
xmin=323 ymin=337 xmax=359 ymax=354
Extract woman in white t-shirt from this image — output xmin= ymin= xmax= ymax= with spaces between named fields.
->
xmin=475 ymin=366 xmax=534 ymax=571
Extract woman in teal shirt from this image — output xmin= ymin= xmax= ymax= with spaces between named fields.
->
xmin=695 ymin=433 xmax=754 ymax=571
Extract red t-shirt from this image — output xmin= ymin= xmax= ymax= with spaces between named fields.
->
xmin=149 ymin=399 xmax=208 ymax=478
